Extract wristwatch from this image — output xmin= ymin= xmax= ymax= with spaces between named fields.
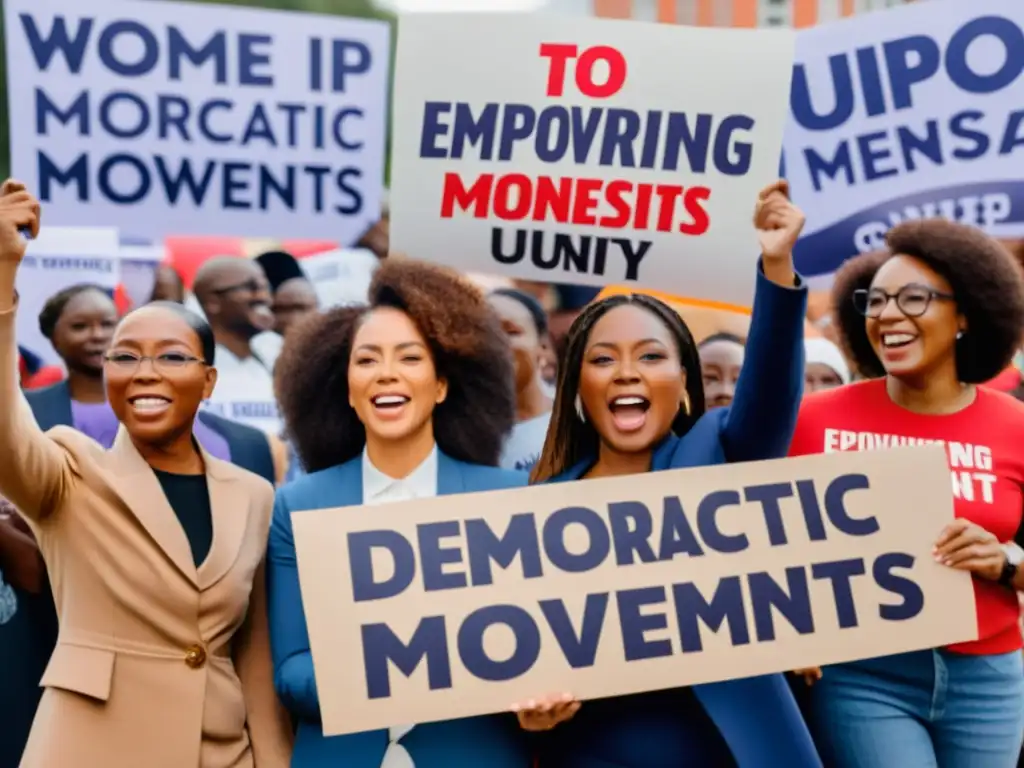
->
xmin=998 ymin=543 xmax=1024 ymax=589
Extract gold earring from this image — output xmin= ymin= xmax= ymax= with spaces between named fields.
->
xmin=681 ymin=391 xmax=691 ymax=416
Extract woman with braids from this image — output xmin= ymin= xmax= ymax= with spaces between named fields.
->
xmin=789 ymin=219 xmax=1024 ymax=767
xmin=517 ymin=181 xmax=821 ymax=767
xmin=268 ymin=259 xmax=532 ymax=768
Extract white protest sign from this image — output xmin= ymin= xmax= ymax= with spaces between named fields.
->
xmin=389 ymin=13 xmax=795 ymax=307
xmin=783 ymin=0 xmax=1024 ymax=282
xmin=16 ymin=227 xmax=121 ymax=367
xmin=292 ymin=446 xmax=975 ymax=735
xmin=4 ymin=0 xmax=390 ymax=244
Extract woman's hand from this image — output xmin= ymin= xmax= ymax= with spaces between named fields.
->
xmin=512 ymin=693 xmax=580 ymax=731
xmin=0 ymin=180 xmax=40 ymax=263
xmin=792 ymin=667 xmax=822 ymax=686
xmin=753 ymin=180 xmax=804 ymax=287
xmin=934 ymin=518 xmax=1005 ymax=582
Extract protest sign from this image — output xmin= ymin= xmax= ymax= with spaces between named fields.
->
xmin=16 ymin=227 xmax=121 ymax=367
xmin=389 ymin=14 xmax=795 ymax=307
xmin=4 ymin=0 xmax=389 ymax=244
xmin=783 ymin=0 xmax=1024 ymax=281
xmin=292 ymin=445 xmax=975 ymax=736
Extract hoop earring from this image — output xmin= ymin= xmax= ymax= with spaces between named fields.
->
xmin=681 ymin=391 xmax=691 ymax=417
xmin=575 ymin=394 xmax=586 ymax=423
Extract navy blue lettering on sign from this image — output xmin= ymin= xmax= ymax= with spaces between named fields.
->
xmin=19 ymin=11 xmax=378 ymax=219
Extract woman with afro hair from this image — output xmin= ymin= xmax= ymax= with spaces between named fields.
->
xmin=789 ymin=219 xmax=1024 ymax=767
xmin=267 ymin=258 xmax=533 ymax=768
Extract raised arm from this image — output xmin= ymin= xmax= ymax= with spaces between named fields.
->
xmin=720 ymin=181 xmax=808 ymax=463
xmin=266 ymin=490 xmax=320 ymax=721
xmin=0 ymin=181 xmax=74 ymax=519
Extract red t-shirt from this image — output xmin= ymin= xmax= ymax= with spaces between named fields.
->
xmin=790 ymin=378 xmax=1024 ymax=655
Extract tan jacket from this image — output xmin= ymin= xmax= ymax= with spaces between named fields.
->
xmin=0 ymin=304 xmax=293 ymax=767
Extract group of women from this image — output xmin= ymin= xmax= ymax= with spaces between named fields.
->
xmin=0 ymin=170 xmax=1022 ymax=768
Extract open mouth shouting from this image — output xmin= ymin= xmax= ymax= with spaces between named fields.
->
xmin=607 ymin=395 xmax=650 ymax=433
xmin=879 ymin=331 xmax=918 ymax=362
xmin=371 ymin=393 xmax=411 ymax=421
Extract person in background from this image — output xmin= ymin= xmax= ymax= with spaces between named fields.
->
xmin=790 ymin=219 xmax=1024 ymax=767
xmin=521 ymin=181 xmax=819 ymax=768
xmin=149 ymin=263 xmax=186 ymax=304
xmin=803 ymin=337 xmax=850 ymax=394
xmin=489 ymin=288 xmax=554 ymax=472
xmin=268 ymin=259 xmax=532 ymax=768
xmin=0 ymin=180 xmax=293 ymax=767
xmin=193 ymin=257 xmax=281 ymax=434
xmin=0 ymin=496 xmax=57 ymax=768
xmin=255 ymin=250 xmax=320 ymax=339
xmin=698 ymin=332 xmax=745 ymax=410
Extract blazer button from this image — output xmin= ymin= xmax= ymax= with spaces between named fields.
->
xmin=184 ymin=644 xmax=207 ymax=669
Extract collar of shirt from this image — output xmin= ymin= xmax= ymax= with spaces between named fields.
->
xmin=361 ymin=446 xmax=438 ymax=506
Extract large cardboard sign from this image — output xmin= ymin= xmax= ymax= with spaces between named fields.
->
xmin=389 ymin=13 xmax=795 ymax=307
xmin=293 ymin=446 xmax=976 ymax=736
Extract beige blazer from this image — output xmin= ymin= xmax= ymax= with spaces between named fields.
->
xmin=0 ymin=304 xmax=293 ymax=768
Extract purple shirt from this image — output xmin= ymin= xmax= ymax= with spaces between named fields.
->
xmin=69 ymin=400 xmax=232 ymax=461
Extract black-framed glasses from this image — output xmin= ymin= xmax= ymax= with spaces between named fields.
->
xmin=212 ymin=278 xmax=268 ymax=296
xmin=103 ymin=352 xmax=205 ymax=374
xmin=852 ymin=284 xmax=955 ymax=318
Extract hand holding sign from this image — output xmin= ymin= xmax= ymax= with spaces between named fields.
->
xmin=933 ymin=518 xmax=1004 ymax=582
xmin=754 ymin=180 xmax=804 ymax=287
xmin=511 ymin=692 xmax=580 ymax=732
xmin=0 ymin=180 xmax=41 ymax=264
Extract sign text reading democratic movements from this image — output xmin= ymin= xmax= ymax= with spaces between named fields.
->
xmin=4 ymin=0 xmax=389 ymax=242
xmin=292 ymin=446 xmax=975 ymax=736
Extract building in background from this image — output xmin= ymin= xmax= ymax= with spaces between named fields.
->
xmin=575 ymin=0 xmax=911 ymax=26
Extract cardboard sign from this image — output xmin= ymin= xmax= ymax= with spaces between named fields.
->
xmin=292 ymin=445 xmax=976 ymax=736
xmin=389 ymin=13 xmax=795 ymax=306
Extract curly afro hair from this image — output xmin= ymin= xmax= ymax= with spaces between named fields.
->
xmin=275 ymin=259 xmax=516 ymax=473
xmin=832 ymin=219 xmax=1024 ymax=383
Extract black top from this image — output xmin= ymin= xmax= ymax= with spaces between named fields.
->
xmin=153 ymin=470 xmax=214 ymax=568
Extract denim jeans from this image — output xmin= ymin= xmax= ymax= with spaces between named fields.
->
xmin=810 ymin=649 xmax=1024 ymax=768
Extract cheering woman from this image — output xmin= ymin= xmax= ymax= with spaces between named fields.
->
xmin=790 ymin=219 xmax=1024 ymax=767
xmin=523 ymin=181 xmax=821 ymax=767
xmin=268 ymin=259 xmax=531 ymax=767
xmin=0 ymin=181 xmax=293 ymax=768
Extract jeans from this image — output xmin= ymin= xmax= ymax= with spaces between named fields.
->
xmin=810 ymin=648 xmax=1024 ymax=768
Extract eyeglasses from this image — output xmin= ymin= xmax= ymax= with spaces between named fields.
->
xmin=103 ymin=352 xmax=205 ymax=374
xmin=212 ymin=279 xmax=269 ymax=296
xmin=852 ymin=284 xmax=955 ymax=318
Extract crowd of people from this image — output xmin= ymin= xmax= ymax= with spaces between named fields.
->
xmin=1 ymin=172 xmax=1023 ymax=768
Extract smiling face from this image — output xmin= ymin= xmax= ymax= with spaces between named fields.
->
xmin=105 ymin=306 xmax=216 ymax=446
xmin=866 ymin=254 xmax=963 ymax=383
xmin=52 ymin=289 xmax=118 ymax=375
xmin=348 ymin=307 xmax=447 ymax=445
xmin=577 ymin=303 xmax=686 ymax=455
xmin=699 ymin=339 xmax=744 ymax=410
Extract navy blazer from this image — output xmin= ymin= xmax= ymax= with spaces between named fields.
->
xmin=540 ymin=266 xmax=821 ymax=768
xmin=23 ymin=381 xmax=276 ymax=484
xmin=267 ymin=452 xmax=533 ymax=768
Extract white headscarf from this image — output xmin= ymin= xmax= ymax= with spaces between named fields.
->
xmin=804 ymin=338 xmax=851 ymax=385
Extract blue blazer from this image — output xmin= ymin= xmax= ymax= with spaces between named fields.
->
xmin=267 ymin=452 xmax=534 ymax=768
xmin=540 ymin=266 xmax=821 ymax=768
xmin=24 ymin=381 xmax=277 ymax=484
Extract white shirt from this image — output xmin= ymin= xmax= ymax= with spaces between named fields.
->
xmin=204 ymin=343 xmax=281 ymax=435
xmin=499 ymin=412 xmax=551 ymax=472
xmin=361 ymin=446 xmax=438 ymax=767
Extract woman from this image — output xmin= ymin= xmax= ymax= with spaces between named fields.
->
xmin=0 ymin=181 xmax=293 ymax=768
xmin=268 ymin=259 xmax=531 ymax=767
xmin=698 ymin=332 xmax=746 ymax=410
xmin=489 ymin=288 xmax=554 ymax=471
xmin=522 ymin=181 xmax=820 ymax=767
xmin=789 ymin=219 xmax=1024 ymax=767
xmin=803 ymin=337 xmax=850 ymax=394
